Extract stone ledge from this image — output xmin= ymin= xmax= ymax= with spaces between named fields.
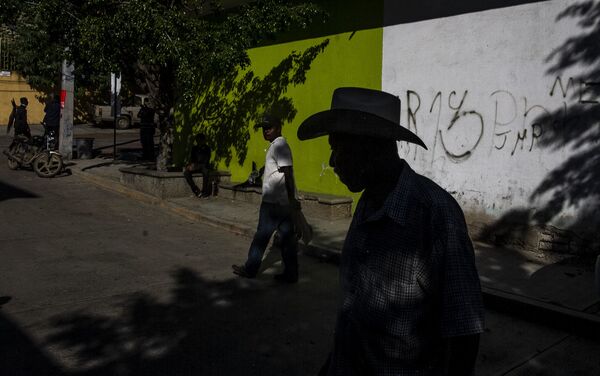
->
xmin=219 ymin=182 xmax=352 ymax=220
xmin=466 ymin=210 xmax=599 ymax=256
xmin=120 ymin=166 xmax=231 ymax=179
xmin=120 ymin=166 xmax=231 ymax=199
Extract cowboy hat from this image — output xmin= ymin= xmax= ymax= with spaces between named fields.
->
xmin=297 ymin=87 xmax=427 ymax=149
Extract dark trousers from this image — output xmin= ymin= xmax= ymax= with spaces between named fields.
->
xmin=184 ymin=163 xmax=211 ymax=196
xmin=244 ymin=202 xmax=298 ymax=277
xmin=15 ymin=125 xmax=31 ymax=139
xmin=140 ymin=124 xmax=155 ymax=160
xmin=45 ymin=127 xmax=58 ymax=150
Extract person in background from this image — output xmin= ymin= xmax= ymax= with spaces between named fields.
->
xmin=7 ymin=97 xmax=31 ymax=139
xmin=138 ymin=98 xmax=156 ymax=160
xmin=43 ymin=94 xmax=61 ymax=150
xmin=231 ymin=113 xmax=304 ymax=283
xmin=184 ymin=133 xmax=212 ymax=198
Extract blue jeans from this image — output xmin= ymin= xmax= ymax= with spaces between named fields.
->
xmin=245 ymin=202 xmax=298 ymax=277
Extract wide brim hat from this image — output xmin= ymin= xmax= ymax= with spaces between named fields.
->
xmin=297 ymin=87 xmax=427 ymax=149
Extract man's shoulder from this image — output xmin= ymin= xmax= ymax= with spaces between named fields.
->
xmin=410 ymin=172 xmax=464 ymax=219
xmin=272 ymin=136 xmax=289 ymax=146
xmin=270 ymin=137 xmax=292 ymax=154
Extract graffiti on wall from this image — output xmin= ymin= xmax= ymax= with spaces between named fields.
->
xmin=400 ymin=76 xmax=599 ymax=163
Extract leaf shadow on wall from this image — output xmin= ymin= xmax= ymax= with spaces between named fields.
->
xmin=481 ymin=1 xmax=600 ymax=254
xmin=174 ymin=39 xmax=330 ymax=167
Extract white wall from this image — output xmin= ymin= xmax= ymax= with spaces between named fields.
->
xmin=383 ymin=0 xmax=598 ymax=231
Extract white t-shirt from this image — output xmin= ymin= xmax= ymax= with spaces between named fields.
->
xmin=262 ymin=136 xmax=295 ymax=205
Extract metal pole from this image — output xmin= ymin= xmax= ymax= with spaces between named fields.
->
xmin=113 ymin=74 xmax=117 ymax=160
xmin=59 ymin=60 xmax=74 ymax=159
xmin=111 ymin=72 xmax=121 ymax=160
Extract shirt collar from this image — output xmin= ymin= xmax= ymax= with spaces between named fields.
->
xmin=356 ymin=160 xmax=416 ymax=226
xmin=270 ymin=136 xmax=284 ymax=145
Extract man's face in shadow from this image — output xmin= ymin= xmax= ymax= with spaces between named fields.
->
xmin=262 ymin=125 xmax=282 ymax=142
xmin=328 ymin=133 xmax=376 ymax=193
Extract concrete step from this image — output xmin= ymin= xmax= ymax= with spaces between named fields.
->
xmin=120 ymin=165 xmax=231 ymax=199
xmin=219 ymin=182 xmax=352 ymax=220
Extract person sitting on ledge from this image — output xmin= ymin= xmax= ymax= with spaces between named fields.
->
xmin=184 ymin=133 xmax=212 ymax=198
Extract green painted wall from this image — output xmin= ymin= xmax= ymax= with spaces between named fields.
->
xmin=224 ymin=28 xmax=382 ymax=201
xmin=174 ymin=0 xmax=384 ymax=203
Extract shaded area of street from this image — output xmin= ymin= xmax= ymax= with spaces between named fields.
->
xmin=0 ymin=130 xmax=599 ymax=375
xmin=0 ymin=132 xmax=336 ymax=375
xmin=0 ymin=180 xmax=38 ymax=201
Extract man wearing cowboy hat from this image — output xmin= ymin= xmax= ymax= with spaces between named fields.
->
xmin=298 ymin=88 xmax=484 ymax=375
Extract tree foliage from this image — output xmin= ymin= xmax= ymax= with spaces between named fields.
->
xmin=1 ymin=0 xmax=324 ymax=168
xmin=1 ymin=0 xmax=324 ymax=111
xmin=177 ymin=38 xmax=330 ymax=166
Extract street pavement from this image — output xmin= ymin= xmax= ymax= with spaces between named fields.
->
xmin=1 ymin=126 xmax=600 ymax=375
xmin=0 ymin=128 xmax=338 ymax=376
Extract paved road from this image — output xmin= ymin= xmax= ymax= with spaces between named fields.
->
xmin=0 ymin=131 xmax=338 ymax=376
xmin=0 ymin=130 xmax=598 ymax=375
xmin=73 ymin=123 xmax=144 ymax=159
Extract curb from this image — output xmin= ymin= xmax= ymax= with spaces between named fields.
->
xmin=304 ymin=241 xmax=600 ymax=339
xmin=72 ymin=169 xmax=255 ymax=238
xmin=482 ymin=286 xmax=600 ymax=339
xmin=72 ymin=168 xmax=600 ymax=338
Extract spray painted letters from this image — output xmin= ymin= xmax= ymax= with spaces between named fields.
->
xmin=402 ymin=77 xmax=598 ymax=163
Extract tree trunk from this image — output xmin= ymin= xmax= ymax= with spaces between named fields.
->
xmin=156 ymin=109 xmax=174 ymax=171
xmin=134 ymin=63 xmax=176 ymax=172
xmin=156 ymin=64 xmax=176 ymax=172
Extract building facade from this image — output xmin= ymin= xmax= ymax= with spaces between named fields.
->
xmin=178 ymin=0 xmax=599 ymax=253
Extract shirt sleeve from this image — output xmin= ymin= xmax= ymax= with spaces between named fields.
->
xmin=273 ymin=140 xmax=292 ymax=168
xmin=438 ymin=204 xmax=485 ymax=338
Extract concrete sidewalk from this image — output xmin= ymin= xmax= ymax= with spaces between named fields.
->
xmin=68 ymin=157 xmax=600 ymax=337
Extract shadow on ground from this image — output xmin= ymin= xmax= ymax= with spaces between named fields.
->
xmin=81 ymin=159 xmax=154 ymax=172
xmin=21 ymin=266 xmax=338 ymax=376
xmin=0 ymin=180 xmax=39 ymax=201
xmin=0 ymin=310 xmax=64 ymax=376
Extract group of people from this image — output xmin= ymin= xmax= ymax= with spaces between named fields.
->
xmin=7 ymin=94 xmax=156 ymax=158
xmin=7 ymin=94 xmax=61 ymax=150
xmin=228 ymin=87 xmax=484 ymax=375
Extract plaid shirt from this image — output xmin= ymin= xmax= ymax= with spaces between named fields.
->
xmin=327 ymin=161 xmax=485 ymax=376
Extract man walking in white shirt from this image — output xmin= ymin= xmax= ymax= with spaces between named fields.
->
xmin=232 ymin=114 xmax=301 ymax=283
